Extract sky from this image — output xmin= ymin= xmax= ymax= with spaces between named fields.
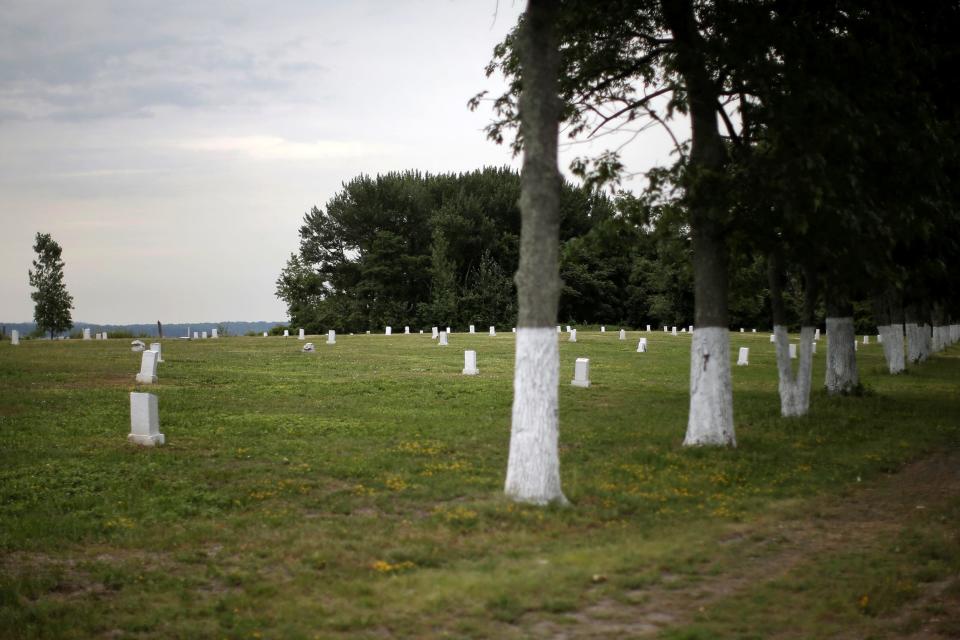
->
xmin=0 ymin=1 xmax=679 ymax=324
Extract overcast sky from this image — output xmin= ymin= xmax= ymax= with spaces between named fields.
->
xmin=0 ymin=1 xmax=678 ymax=324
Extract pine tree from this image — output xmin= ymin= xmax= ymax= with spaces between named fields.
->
xmin=28 ymin=233 xmax=74 ymax=339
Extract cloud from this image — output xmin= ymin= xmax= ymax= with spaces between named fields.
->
xmin=178 ymin=135 xmax=399 ymax=161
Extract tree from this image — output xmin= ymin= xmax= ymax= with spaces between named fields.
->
xmin=28 ymin=233 xmax=74 ymax=339
xmin=504 ymin=0 xmax=567 ymax=505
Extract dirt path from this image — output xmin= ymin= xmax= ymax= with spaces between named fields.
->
xmin=521 ymin=450 xmax=960 ymax=639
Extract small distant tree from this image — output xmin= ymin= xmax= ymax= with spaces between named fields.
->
xmin=28 ymin=233 xmax=74 ymax=339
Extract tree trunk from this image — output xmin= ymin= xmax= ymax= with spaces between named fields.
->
xmin=824 ymin=293 xmax=859 ymax=394
xmin=504 ymin=0 xmax=567 ymax=505
xmin=873 ymin=288 xmax=905 ymax=374
xmin=662 ymin=0 xmax=735 ymax=447
xmin=904 ymin=304 xmax=924 ymax=364
xmin=768 ymin=253 xmax=815 ymax=416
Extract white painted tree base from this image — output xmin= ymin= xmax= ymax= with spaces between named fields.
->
xmin=825 ymin=317 xmax=859 ymax=393
xmin=877 ymin=324 xmax=905 ymax=374
xmin=683 ymin=327 xmax=735 ymax=447
xmin=775 ymin=325 xmax=814 ymax=417
xmin=505 ymin=327 xmax=567 ymax=505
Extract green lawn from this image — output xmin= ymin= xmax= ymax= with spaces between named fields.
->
xmin=1 ymin=330 xmax=958 ymax=638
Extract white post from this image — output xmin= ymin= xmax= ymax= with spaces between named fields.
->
xmin=439 ymin=331 xmax=448 ymax=346
xmin=135 ymin=350 xmax=159 ymax=384
xmin=129 ymin=392 xmax=164 ymax=446
xmin=571 ymin=358 xmax=590 ymax=388
xmin=327 ymin=330 xmax=336 ymax=345
xmin=637 ymin=338 xmax=647 ymax=352
xmin=463 ymin=350 xmax=479 ymax=375
xmin=737 ymin=347 xmax=749 ymax=366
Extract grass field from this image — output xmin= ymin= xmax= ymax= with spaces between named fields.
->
xmin=1 ymin=330 xmax=958 ymax=638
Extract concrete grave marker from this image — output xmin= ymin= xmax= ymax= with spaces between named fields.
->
xmin=671 ymin=327 xmax=677 ymax=336
xmin=299 ymin=328 xmax=305 ymax=340
xmin=737 ymin=347 xmax=749 ymax=366
xmin=877 ymin=333 xmax=883 ymax=343
xmin=637 ymin=338 xmax=647 ymax=352
xmin=557 ymin=325 xmax=561 ymax=333
xmin=263 ymin=332 xmax=268 ymax=337
xmin=212 ymin=328 xmax=219 ymax=339
xmin=512 ymin=328 xmax=516 ymax=333
xmin=752 ymin=329 xmax=757 ymax=333
xmin=814 ymin=328 xmax=820 ymax=340
xmin=386 ymin=326 xmax=392 ymax=335
xmin=302 ymin=342 xmax=315 ymax=352
xmin=689 ymin=325 xmax=693 ymax=333
xmin=103 ymin=332 xmax=109 ymax=340
xmin=601 ymin=326 xmax=606 ymax=333
xmin=150 ymin=342 xmax=163 ymax=362
xmin=462 ymin=350 xmax=478 ymax=375
xmin=201 ymin=331 xmax=208 ymax=339
xmin=404 ymin=326 xmax=410 ymax=334
xmin=571 ymin=358 xmax=591 ymax=388
xmin=863 ymin=335 xmax=869 ymax=345
xmin=619 ymin=329 xmax=626 ymax=340
xmin=131 ymin=340 xmax=145 ymax=352
xmin=327 ymin=330 xmax=336 ymax=344
xmin=646 ymin=324 xmax=651 ymax=332
xmin=489 ymin=326 xmax=496 ymax=336
xmin=789 ymin=343 xmax=797 ymax=359
xmin=770 ymin=334 xmax=776 ymax=343
xmin=432 ymin=327 xmax=439 ymax=339
xmin=812 ymin=342 xmax=817 ymax=354
xmin=192 ymin=331 xmax=199 ymax=339
xmin=11 ymin=330 xmax=19 ymax=345
xmin=439 ymin=331 xmax=448 ymax=346
xmin=83 ymin=328 xmax=91 ymax=340
xmin=129 ymin=392 xmax=164 ymax=446
xmin=566 ymin=325 xmax=571 ymax=333
xmin=446 ymin=327 xmax=451 ymax=335
xmin=135 ymin=350 xmax=159 ymax=384
xmin=469 ymin=325 xmax=475 ymax=334
xmin=569 ymin=329 xmax=577 ymax=342
xmin=283 ymin=329 xmax=289 ymax=337
xmin=740 ymin=328 xmax=744 ymax=333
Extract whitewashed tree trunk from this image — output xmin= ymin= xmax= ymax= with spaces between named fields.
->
xmin=920 ymin=323 xmax=933 ymax=361
xmin=503 ymin=0 xmax=566 ymax=506
xmin=825 ymin=316 xmax=859 ymax=394
xmin=905 ymin=322 xmax=924 ymax=364
xmin=774 ymin=325 xmax=814 ymax=416
xmin=877 ymin=324 xmax=905 ymax=374
xmin=506 ymin=328 xmax=564 ymax=504
xmin=684 ymin=328 xmax=735 ymax=445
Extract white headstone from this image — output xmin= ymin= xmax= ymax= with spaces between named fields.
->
xmin=419 ymin=329 xmax=423 ymax=334
xmin=469 ymin=325 xmax=475 ymax=334
xmin=283 ymin=329 xmax=289 ymax=337
xmin=646 ymin=324 xmax=651 ymax=332
xmin=814 ymin=328 xmax=820 ymax=340
xmin=385 ymin=326 xmax=392 ymax=336
xmin=131 ymin=340 xmax=145 ymax=352
xmin=863 ymin=335 xmax=869 ymax=345
xmin=263 ymin=332 xmax=268 ymax=337
xmin=688 ymin=325 xmax=693 ymax=333
xmin=512 ymin=327 xmax=516 ymax=333
xmin=664 ymin=327 xmax=668 ymax=332
xmin=789 ymin=343 xmax=797 ymax=359
xmin=366 ymin=330 xmax=371 ymax=334
xmin=569 ymin=329 xmax=577 ymax=342
xmin=150 ymin=342 xmax=163 ymax=362
xmin=327 ymin=330 xmax=336 ymax=344
xmin=302 ymin=342 xmax=315 ymax=352
xmin=404 ymin=326 xmax=410 ymax=334
xmin=432 ymin=327 xmax=439 ymax=339
xmin=557 ymin=325 xmax=561 ymax=333
xmin=601 ymin=326 xmax=605 ymax=332
xmin=439 ymin=331 xmax=448 ymax=346
xmin=83 ymin=328 xmax=91 ymax=340
xmin=446 ymin=327 xmax=451 ymax=334
xmin=751 ymin=329 xmax=757 ymax=333
xmin=129 ymin=392 xmax=163 ymax=446
xmin=103 ymin=332 xmax=109 ymax=340
xmin=96 ymin=332 xmax=102 ymax=340
xmin=877 ymin=333 xmax=883 ymax=343
xmin=135 ymin=350 xmax=158 ymax=384
xmin=566 ymin=325 xmax=571 ymax=333
xmin=619 ymin=329 xmax=626 ymax=340
xmin=681 ymin=328 xmax=687 ymax=333
xmin=854 ymin=340 xmax=858 ymax=351
xmin=489 ymin=326 xmax=496 ymax=336
xmin=298 ymin=328 xmax=305 ymax=340
xmin=740 ymin=328 xmax=744 ymax=333
xmin=10 ymin=330 xmax=19 ymax=345
xmin=571 ymin=358 xmax=590 ymax=388
xmin=637 ymin=338 xmax=647 ymax=352
xmin=770 ymin=334 xmax=776 ymax=343
xmin=737 ymin=347 xmax=749 ymax=366
xmin=812 ymin=341 xmax=817 ymax=354
xmin=462 ymin=350 xmax=478 ymax=375
xmin=671 ymin=327 xmax=677 ymax=336
xmin=212 ymin=328 xmax=219 ymax=339
xmin=192 ymin=331 xmax=198 ymax=339
xmin=201 ymin=331 xmax=207 ymax=340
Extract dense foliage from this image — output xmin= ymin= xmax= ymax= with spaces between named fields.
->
xmin=27 ymin=232 xmax=73 ymax=339
xmin=276 ymin=168 xmax=780 ymax=333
